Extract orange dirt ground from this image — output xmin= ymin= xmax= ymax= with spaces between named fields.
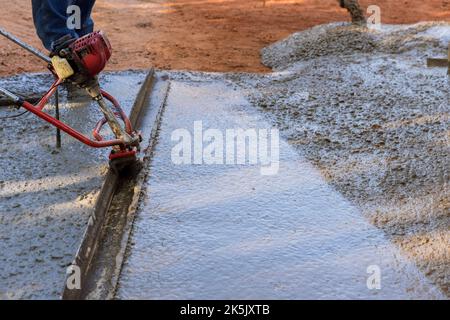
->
xmin=0 ymin=0 xmax=449 ymax=76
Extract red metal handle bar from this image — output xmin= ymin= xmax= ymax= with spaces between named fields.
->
xmin=93 ymin=91 xmax=135 ymax=144
xmin=93 ymin=111 xmax=126 ymax=142
xmin=100 ymin=90 xmax=133 ymax=134
xmin=93 ymin=117 xmax=108 ymax=141
xmin=15 ymin=79 xmax=135 ymax=149
xmin=21 ymin=100 xmax=125 ymax=148
xmin=36 ymin=78 xmax=62 ymax=111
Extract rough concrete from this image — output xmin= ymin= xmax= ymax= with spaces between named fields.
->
xmin=0 ymin=71 xmax=147 ymax=299
xmin=232 ymin=22 xmax=449 ymax=294
xmin=116 ymin=73 xmax=444 ymax=299
xmin=260 ymin=22 xmax=449 ymax=71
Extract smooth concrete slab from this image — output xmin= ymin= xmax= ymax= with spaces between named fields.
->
xmin=116 ymin=75 xmax=444 ymax=299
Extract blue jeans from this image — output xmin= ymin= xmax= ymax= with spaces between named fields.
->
xmin=32 ymin=0 xmax=96 ymax=51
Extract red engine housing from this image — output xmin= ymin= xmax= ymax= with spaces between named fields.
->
xmin=69 ymin=31 xmax=112 ymax=77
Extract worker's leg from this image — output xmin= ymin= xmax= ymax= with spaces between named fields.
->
xmin=32 ymin=0 xmax=78 ymax=51
xmin=32 ymin=0 xmax=96 ymax=51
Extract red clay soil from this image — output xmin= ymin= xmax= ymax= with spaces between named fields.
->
xmin=0 ymin=0 xmax=449 ymax=76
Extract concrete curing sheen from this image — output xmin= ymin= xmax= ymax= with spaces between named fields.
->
xmin=116 ymin=75 xmax=444 ymax=299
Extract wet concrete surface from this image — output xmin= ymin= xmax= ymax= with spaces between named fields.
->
xmin=116 ymin=75 xmax=444 ymax=299
xmin=0 ymin=71 xmax=147 ymax=299
xmin=238 ymin=22 xmax=450 ymax=294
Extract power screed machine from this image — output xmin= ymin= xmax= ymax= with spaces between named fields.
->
xmin=0 ymin=27 xmax=142 ymax=172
